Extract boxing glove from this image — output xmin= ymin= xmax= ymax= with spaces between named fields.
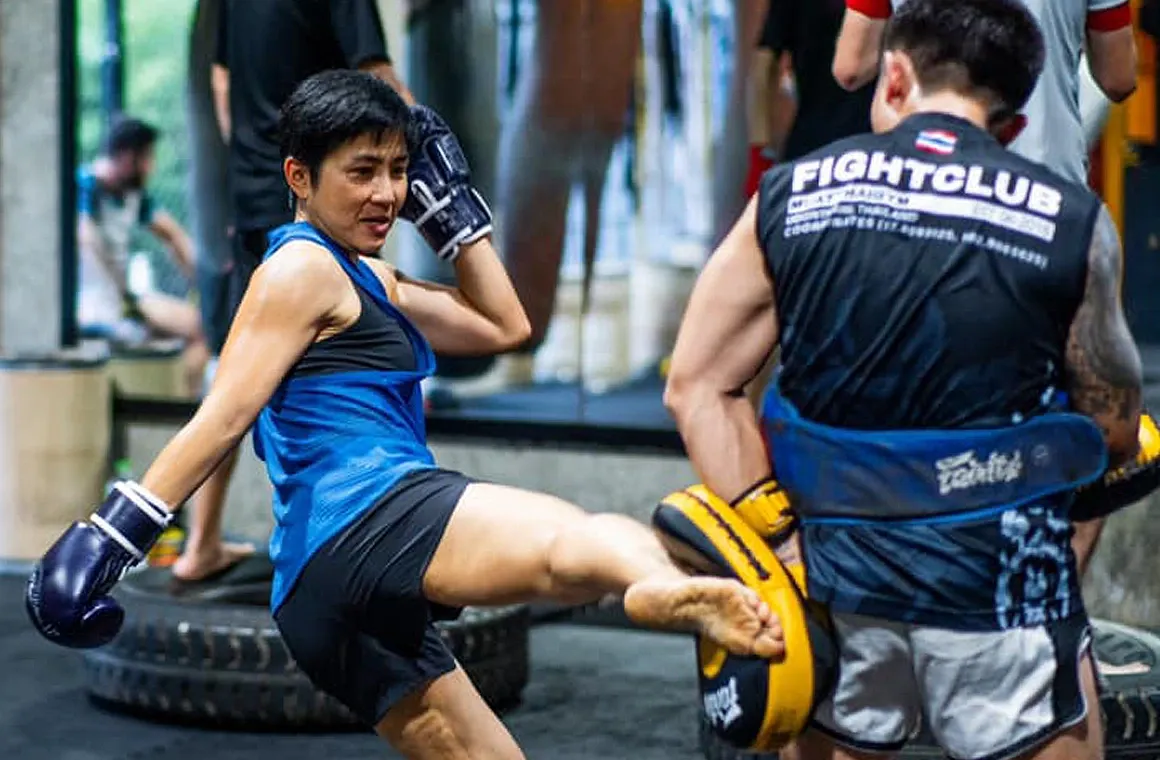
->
xmin=26 ymin=481 xmax=172 ymax=649
xmin=730 ymin=477 xmax=806 ymax=592
xmin=400 ymin=105 xmax=493 ymax=262
xmin=731 ymin=477 xmax=795 ymax=542
xmin=1071 ymin=410 xmax=1160 ymax=522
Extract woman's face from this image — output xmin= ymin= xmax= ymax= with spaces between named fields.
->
xmin=290 ymin=131 xmax=410 ymax=255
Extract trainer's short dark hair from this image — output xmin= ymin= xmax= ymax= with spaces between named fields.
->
xmin=105 ymin=116 xmax=158 ymax=156
xmin=278 ymin=69 xmax=414 ymax=183
xmin=883 ymin=0 xmax=1045 ymax=120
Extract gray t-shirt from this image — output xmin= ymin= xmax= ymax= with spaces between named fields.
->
xmin=857 ymin=0 xmax=1129 ymax=183
xmin=1006 ymin=0 xmax=1127 ymax=184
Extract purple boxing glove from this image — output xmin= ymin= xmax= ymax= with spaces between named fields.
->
xmin=400 ymin=105 xmax=493 ymax=261
xmin=26 ymin=481 xmax=172 ymax=649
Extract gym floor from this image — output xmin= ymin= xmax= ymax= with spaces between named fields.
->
xmin=0 ymin=574 xmax=705 ymax=760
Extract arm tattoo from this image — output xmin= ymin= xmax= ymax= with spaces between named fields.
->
xmin=1064 ymin=206 xmax=1143 ymax=455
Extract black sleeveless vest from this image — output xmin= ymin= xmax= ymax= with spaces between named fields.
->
xmin=757 ymin=112 xmax=1101 ymax=430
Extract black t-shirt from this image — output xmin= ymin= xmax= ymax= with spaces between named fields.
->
xmin=215 ymin=0 xmax=391 ymax=232
xmin=757 ymin=113 xmax=1101 ymax=430
xmin=759 ymin=0 xmax=874 ymax=160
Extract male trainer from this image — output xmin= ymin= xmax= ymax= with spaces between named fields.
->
xmin=832 ymin=0 xmax=1139 ymax=574
xmin=664 ymin=1 xmax=1143 ymax=757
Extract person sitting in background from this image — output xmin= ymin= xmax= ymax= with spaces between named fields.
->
xmin=77 ymin=116 xmax=207 ymax=396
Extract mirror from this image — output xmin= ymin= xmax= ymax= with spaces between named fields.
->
xmin=74 ymin=0 xmax=763 ymax=433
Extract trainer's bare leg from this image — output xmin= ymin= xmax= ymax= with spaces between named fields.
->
xmin=135 ymin=291 xmax=210 ymax=396
xmin=781 ymin=731 xmax=895 ymax=760
xmin=171 ymin=426 xmax=254 ymax=581
xmin=423 ymin=483 xmax=784 ymax=658
xmin=376 ymin=666 xmax=525 ymax=760
xmin=1072 ymin=517 xmax=1105 ymax=578
xmin=1022 ymin=652 xmax=1103 ymax=760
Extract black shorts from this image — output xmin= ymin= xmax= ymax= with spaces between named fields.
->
xmin=198 ymin=227 xmax=270 ymax=356
xmin=273 ymin=467 xmax=474 ymax=726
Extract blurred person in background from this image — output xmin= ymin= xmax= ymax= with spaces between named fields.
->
xmin=494 ymin=0 xmax=643 ymax=378
xmin=832 ymin=0 xmax=1137 ymax=185
xmin=170 ymin=0 xmax=413 ymax=587
xmin=77 ymin=116 xmax=207 ymax=396
xmin=745 ymin=0 xmax=876 ymax=198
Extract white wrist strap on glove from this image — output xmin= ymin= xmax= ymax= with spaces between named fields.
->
xmin=409 ymin=180 xmax=494 ymax=261
xmin=89 ymin=481 xmax=172 ymax=563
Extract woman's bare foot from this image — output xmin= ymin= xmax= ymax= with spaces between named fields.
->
xmin=171 ymin=540 xmax=256 ymax=582
xmin=622 ymin=576 xmax=785 ymax=658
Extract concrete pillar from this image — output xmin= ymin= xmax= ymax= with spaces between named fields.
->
xmin=392 ymin=0 xmax=501 ymax=380
xmin=0 ymin=1 xmax=113 ymax=569
xmin=0 ymin=0 xmax=64 ymax=354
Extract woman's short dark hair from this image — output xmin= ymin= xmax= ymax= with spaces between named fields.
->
xmin=883 ymin=0 xmax=1045 ymax=118
xmin=278 ymin=69 xmax=415 ymax=182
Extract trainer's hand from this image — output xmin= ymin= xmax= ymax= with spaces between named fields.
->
xmin=1072 ymin=410 xmax=1160 ymax=522
xmin=25 ymin=481 xmax=172 ymax=649
xmin=400 ymin=105 xmax=493 ymax=262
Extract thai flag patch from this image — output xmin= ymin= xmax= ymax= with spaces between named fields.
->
xmin=915 ymin=129 xmax=958 ymax=155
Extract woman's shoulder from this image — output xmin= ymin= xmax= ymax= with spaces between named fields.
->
xmin=259 ymin=238 xmax=346 ymax=288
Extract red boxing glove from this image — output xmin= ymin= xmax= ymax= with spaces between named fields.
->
xmin=744 ymin=144 xmax=777 ymax=199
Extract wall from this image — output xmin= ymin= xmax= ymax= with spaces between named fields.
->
xmin=125 ymin=421 xmax=1160 ymax=629
xmin=126 ymin=423 xmax=698 ymax=543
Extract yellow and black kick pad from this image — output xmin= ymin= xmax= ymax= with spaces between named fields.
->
xmin=1072 ymin=410 xmax=1160 ymax=522
xmin=652 ymin=485 xmax=837 ymax=752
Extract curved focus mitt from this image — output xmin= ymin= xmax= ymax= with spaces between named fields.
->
xmin=652 ymin=484 xmax=837 ymax=752
xmin=1071 ymin=410 xmax=1160 ymax=522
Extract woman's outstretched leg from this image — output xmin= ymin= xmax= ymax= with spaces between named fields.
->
xmin=422 ymin=482 xmax=783 ymax=658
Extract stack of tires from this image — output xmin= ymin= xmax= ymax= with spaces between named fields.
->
xmin=82 ymin=555 xmax=531 ymax=730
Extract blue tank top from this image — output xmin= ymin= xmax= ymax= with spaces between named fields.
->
xmin=252 ymin=222 xmax=438 ymax=612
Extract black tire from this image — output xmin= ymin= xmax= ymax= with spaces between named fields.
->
xmin=699 ymin=618 xmax=1160 ymax=760
xmin=81 ymin=556 xmax=531 ymax=731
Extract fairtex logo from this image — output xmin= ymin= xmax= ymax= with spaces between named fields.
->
xmin=703 ymin=677 xmax=743 ymax=729
xmin=915 ymin=129 xmax=958 ymax=155
xmin=936 ymin=450 xmax=1024 ymax=495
